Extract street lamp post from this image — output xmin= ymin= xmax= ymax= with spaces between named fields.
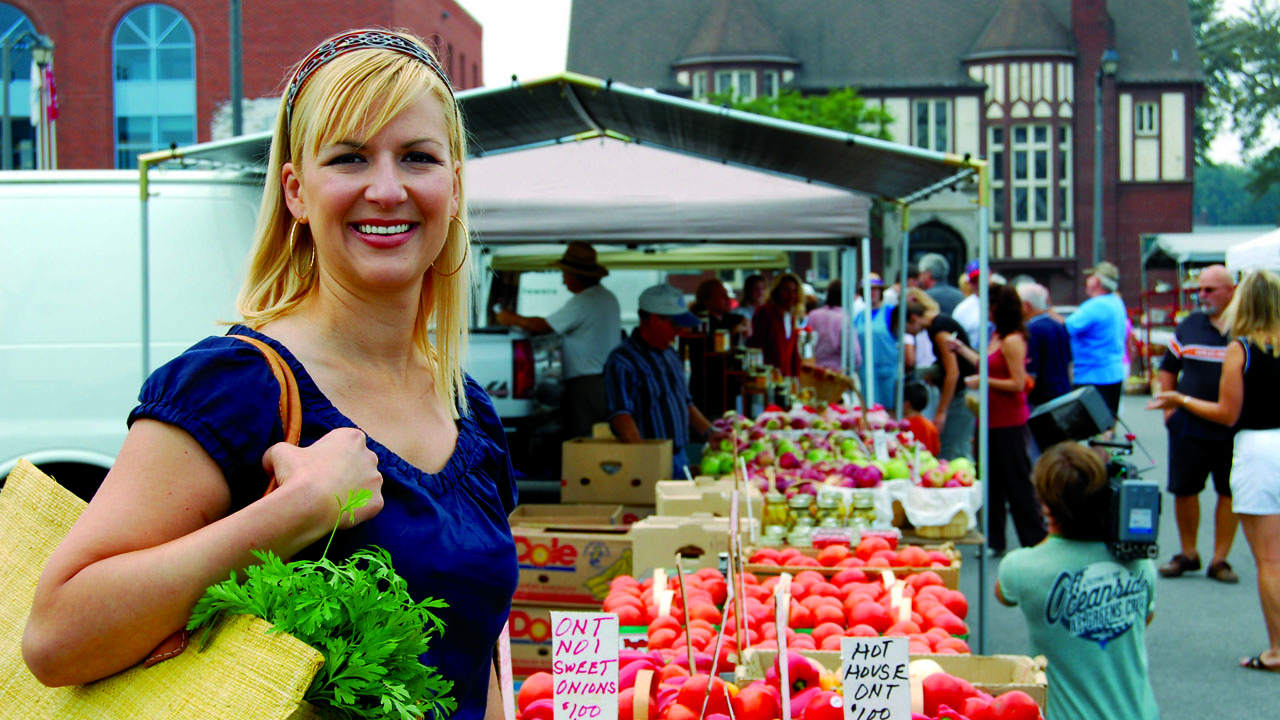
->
xmin=1092 ymin=49 xmax=1119 ymax=266
xmin=1 ymin=31 xmax=54 ymax=170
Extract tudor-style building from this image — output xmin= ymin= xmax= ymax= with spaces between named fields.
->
xmin=566 ymin=0 xmax=1202 ymax=304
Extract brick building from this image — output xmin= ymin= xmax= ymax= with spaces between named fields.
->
xmin=567 ymin=0 xmax=1202 ymax=303
xmin=0 ymin=0 xmax=481 ymax=170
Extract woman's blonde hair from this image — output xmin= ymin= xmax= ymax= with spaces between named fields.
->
xmin=769 ymin=273 xmax=805 ymax=317
xmin=1226 ymin=269 xmax=1280 ymax=357
xmin=906 ymin=286 xmax=940 ymax=320
xmin=237 ymin=29 xmax=471 ymax=416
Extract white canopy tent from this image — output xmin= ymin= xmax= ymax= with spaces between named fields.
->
xmin=1226 ymin=227 xmax=1280 ymax=275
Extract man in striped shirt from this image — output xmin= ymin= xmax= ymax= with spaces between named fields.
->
xmin=1157 ymin=264 xmax=1239 ymax=583
xmin=605 ymin=284 xmax=713 ymax=479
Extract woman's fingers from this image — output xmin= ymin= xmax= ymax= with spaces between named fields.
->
xmin=262 ymin=428 xmax=384 ymax=527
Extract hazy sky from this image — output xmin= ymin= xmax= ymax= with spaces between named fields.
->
xmin=461 ymin=0 xmax=1261 ymax=164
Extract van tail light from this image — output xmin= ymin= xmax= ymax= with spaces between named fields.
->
xmin=512 ymin=338 xmax=535 ymax=399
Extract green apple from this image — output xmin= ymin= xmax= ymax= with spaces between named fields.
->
xmin=948 ymin=457 xmax=975 ymax=475
xmin=884 ymin=456 xmax=911 ymax=480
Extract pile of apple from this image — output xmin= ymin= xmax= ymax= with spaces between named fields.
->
xmin=748 ymin=537 xmax=954 ymax=571
xmin=515 ymin=651 xmax=1042 ymax=720
xmin=917 ymin=457 xmax=977 ymax=489
xmin=699 ymin=407 xmax=945 ymax=491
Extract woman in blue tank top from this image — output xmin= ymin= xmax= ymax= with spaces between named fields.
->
xmin=1148 ymin=269 xmax=1280 ymax=674
xmin=23 ymin=29 xmax=518 ymax=717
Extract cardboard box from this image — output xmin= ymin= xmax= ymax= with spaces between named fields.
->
xmin=736 ymin=649 xmax=1047 ymax=709
xmin=655 ymin=479 xmax=764 ymax=518
xmin=618 ymin=505 xmax=658 ymax=525
xmin=629 ymin=513 xmax=758 ymax=576
xmin=561 ymin=438 xmax=673 ymax=505
xmin=743 ymin=543 xmax=963 ymax=589
xmin=509 ymin=503 xmax=624 ymax=531
xmin=512 ymin=525 xmax=632 ymax=607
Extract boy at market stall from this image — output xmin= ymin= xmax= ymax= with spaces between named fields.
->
xmin=996 ymin=442 xmax=1159 ymax=720
xmin=902 ymin=382 xmax=940 ymax=456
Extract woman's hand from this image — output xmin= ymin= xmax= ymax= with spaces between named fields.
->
xmin=262 ymin=427 xmax=385 ymax=529
xmin=964 ymin=375 xmax=979 ymax=390
xmin=1145 ymin=391 xmax=1185 ymax=412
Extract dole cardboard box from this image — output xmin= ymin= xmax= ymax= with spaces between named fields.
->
xmin=655 ymin=479 xmax=764 ymax=518
xmin=509 ymin=503 xmax=624 ymax=531
xmin=512 ymin=524 xmax=633 ymax=607
xmin=561 ymin=438 xmax=673 ymax=505
xmin=629 ymin=513 xmax=757 ymax=576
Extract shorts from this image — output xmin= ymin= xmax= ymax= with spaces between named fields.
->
xmin=1166 ymin=431 xmax=1233 ymax=497
xmin=1230 ymin=428 xmax=1280 ymax=515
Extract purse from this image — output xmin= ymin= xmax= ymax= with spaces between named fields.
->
xmin=0 ymin=334 xmax=324 ymax=720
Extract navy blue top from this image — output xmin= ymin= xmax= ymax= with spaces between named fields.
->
xmin=1237 ymin=339 xmax=1280 ymax=432
xmin=604 ymin=329 xmax=693 ymax=456
xmin=1026 ymin=313 xmax=1074 ymax=406
xmin=128 ymin=325 xmax=518 ymax=720
xmin=1160 ymin=311 xmax=1233 ymax=441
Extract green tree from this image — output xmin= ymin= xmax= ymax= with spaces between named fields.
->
xmin=707 ymin=88 xmax=894 ymax=140
xmin=1189 ymin=0 xmax=1225 ymax=164
xmin=1194 ymin=163 xmax=1280 ymax=225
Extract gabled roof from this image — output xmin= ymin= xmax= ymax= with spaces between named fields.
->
xmin=678 ymin=0 xmax=795 ymax=62
xmin=566 ymin=0 xmax=1203 ymax=91
xmin=967 ymin=0 xmax=1074 ymax=60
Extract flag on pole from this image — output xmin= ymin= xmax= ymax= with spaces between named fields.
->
xmin=44 ymin=65 xmax=57 ymax=122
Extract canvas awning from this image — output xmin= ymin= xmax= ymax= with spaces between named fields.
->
xmin=1227 ymin=227 xmax=1280 ymax=275
xmin=486 ymin=244 xmax=790 ymax=272
xmin=1142 ymin=226 xmax=1274 ymax=269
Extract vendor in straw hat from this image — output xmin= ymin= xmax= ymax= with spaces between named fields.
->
xmin=497 ymin=241 xmax=621 ymax=440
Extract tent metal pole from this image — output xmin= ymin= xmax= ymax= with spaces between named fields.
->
xmin=977 ymin=166 xmax=991 ymax=654
xmin=861 ymin=238 xmax=874 ymax=408
xmin=896 ymin=204 xmax=911 ymax=419
xmin=842 ymin=247 xmax=856 ymax=388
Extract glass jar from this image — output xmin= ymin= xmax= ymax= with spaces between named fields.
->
xmin=815 ymin=493 xmax=843 ymax=526
xmin=786 ymin=527 xmax=814 ymax=548
xmin=757 ymin=530 xmax=785 ymax=548
xmin=849 ymin=490 xmax=877 ymax=528
xmin=786 ymin=493 xmax=815 ymax=530
xmin=762 ymin=492 xmax=789 ymax=533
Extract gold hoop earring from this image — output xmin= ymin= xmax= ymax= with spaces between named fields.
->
xmin=288 ymin=219 xmax=315 ymax=278
xmin=431 ymin=216 xmax=469 ymax=277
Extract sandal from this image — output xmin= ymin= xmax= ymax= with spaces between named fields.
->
xmin=1241 ymin=654 xmax=1280 ymax=673
xmin=1158 ymin=553 xmax=1201 ymax=578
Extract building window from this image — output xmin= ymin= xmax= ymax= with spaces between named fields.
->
xmin=914 ymin=99 xmax=950 ymax=152
xmin=692 ymin=71 xmax=707 ymax=99
xmin=988 ymin=126 xmax=1005 ymax=225
xmin=762 ymin=70 xmax=778 ymax=98
xmin=1010 ymin=124 xmax=1052 ymax=227
xmin=712 ymin=68 xmax=756 ymax=100
xmin=1057 ymin=125 xmax=1072 ymax=226
xmin=1135 ymin=101 xmax=1158 ymax=136
xmin=113 ymin=4 xmax=196 ymax=169
xmin=1 ymin=3 xmax=38 ymax=169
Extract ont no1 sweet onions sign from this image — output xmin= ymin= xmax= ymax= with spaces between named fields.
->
xmin=551 ymin=611 xmax=619 ymax=720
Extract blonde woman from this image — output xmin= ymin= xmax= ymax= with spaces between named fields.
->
xmin=1149 ymin=269 xmax=1280 ymax=673
xmin=24 ymin=30 xmax=517 ymax=716
xmin=748 ymin=272 xmax=804 ymax=376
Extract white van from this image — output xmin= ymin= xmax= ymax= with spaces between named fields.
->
xmin=0 ymin=169 xmax=564 ymax=496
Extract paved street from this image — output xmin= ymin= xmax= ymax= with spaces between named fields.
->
xmin=955 ymin=394 xmax=1278 ymax=717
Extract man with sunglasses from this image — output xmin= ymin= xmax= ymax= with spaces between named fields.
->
xmin=1156 ymin=264 xmax=1240 ymax=583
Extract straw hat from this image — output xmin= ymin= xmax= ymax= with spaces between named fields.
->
xmin=551 ymin=241 xmax=609 ymax=278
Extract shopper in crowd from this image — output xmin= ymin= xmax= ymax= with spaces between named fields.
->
xmin=806 ymin=279 xmax=860 ymax=373
xmin=748 ymin=272 xmax=804 ymax=377
xmin=496 ymin=241 xmax=621 ymax=440
xmin=951 ymin=284 xmax=1047 ymax=554
xmin=739 ymin=274 xmax=767 ymax=322
xmin=1154 ymin=264 xmax=1240 ymax=583
xmin=857 ymin=275 xmax=900 ymax=410
xmin=882 ymin=265 xmax=918 ymax=307
xmin=997 ymin=442 xmax=1159 ymax=720
xmin=690 ymin=278 xmax=750 ymax=340
xmin=1066 ymin=261 xmax=1128 ymax=421
xmin=900 ymin=290 xmax=975 ymax=460
xmin=918 ymin=253 xmax=964 ymax=316
xmin=605 ymin=284 xmax=713 ymax=479
xmin=1018 ymin=282 xmax=1073 ymax=410
xmin=1149 ymin=269 xmax=1280 ymax=672
xmin=952 ymin=260 xmax=984 ymax=347
xmin=23 ymin=30 xmax=519 ymax=714
xmin=903 ymin=382 xmax=940 ymax=456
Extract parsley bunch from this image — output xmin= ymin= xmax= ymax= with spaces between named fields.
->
xmin=187 ymin=490 xmax=456 ymax=719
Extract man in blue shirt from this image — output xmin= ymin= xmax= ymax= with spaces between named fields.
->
xmin=1065 ymin=262 xmax=1128 ymax=421
xmin=1019 ymin=282 xmax=1073 ymax=406
xmin=605 ymin=284 xmax=713 ymax=478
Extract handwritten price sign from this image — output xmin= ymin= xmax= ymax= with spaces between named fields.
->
xmin=551 ymin=611 xmax=619 ymax=720
xmin=840 ymin=636 xmax=909 ymax=720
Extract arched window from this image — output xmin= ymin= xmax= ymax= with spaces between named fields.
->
xmin=112 ymin=3 xmax=195 ymax=168
xmin=1 ymin=3 xmax=37 ymax=169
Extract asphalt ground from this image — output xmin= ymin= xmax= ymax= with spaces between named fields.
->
xmin=958 ymin=393 xmax=1278 ymax=718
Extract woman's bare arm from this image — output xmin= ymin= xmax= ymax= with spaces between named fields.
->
xmin=23 ymin=420 xmax=382 ymax=686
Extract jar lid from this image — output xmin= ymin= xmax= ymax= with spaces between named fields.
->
xmin=816 ymin=496 xmax=841 ymax=509
xmin=788 ymin=494 xmax=814 ymax=508
xmin=766 ymin=492 xmax=787 ymax=502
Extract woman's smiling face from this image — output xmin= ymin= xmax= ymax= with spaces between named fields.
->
xmin=282 ymin=92 xmax=459 ymax=296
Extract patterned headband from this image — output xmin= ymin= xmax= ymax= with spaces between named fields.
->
xmin=285 ymin=30 xmax=455 ymax=126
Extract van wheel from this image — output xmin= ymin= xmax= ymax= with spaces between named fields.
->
xmin=30 ymin=463 xmax=109 ymax=503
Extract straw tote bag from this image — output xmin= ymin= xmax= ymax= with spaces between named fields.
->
xmin=0 ymin=335 xmax=327 ymax=720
